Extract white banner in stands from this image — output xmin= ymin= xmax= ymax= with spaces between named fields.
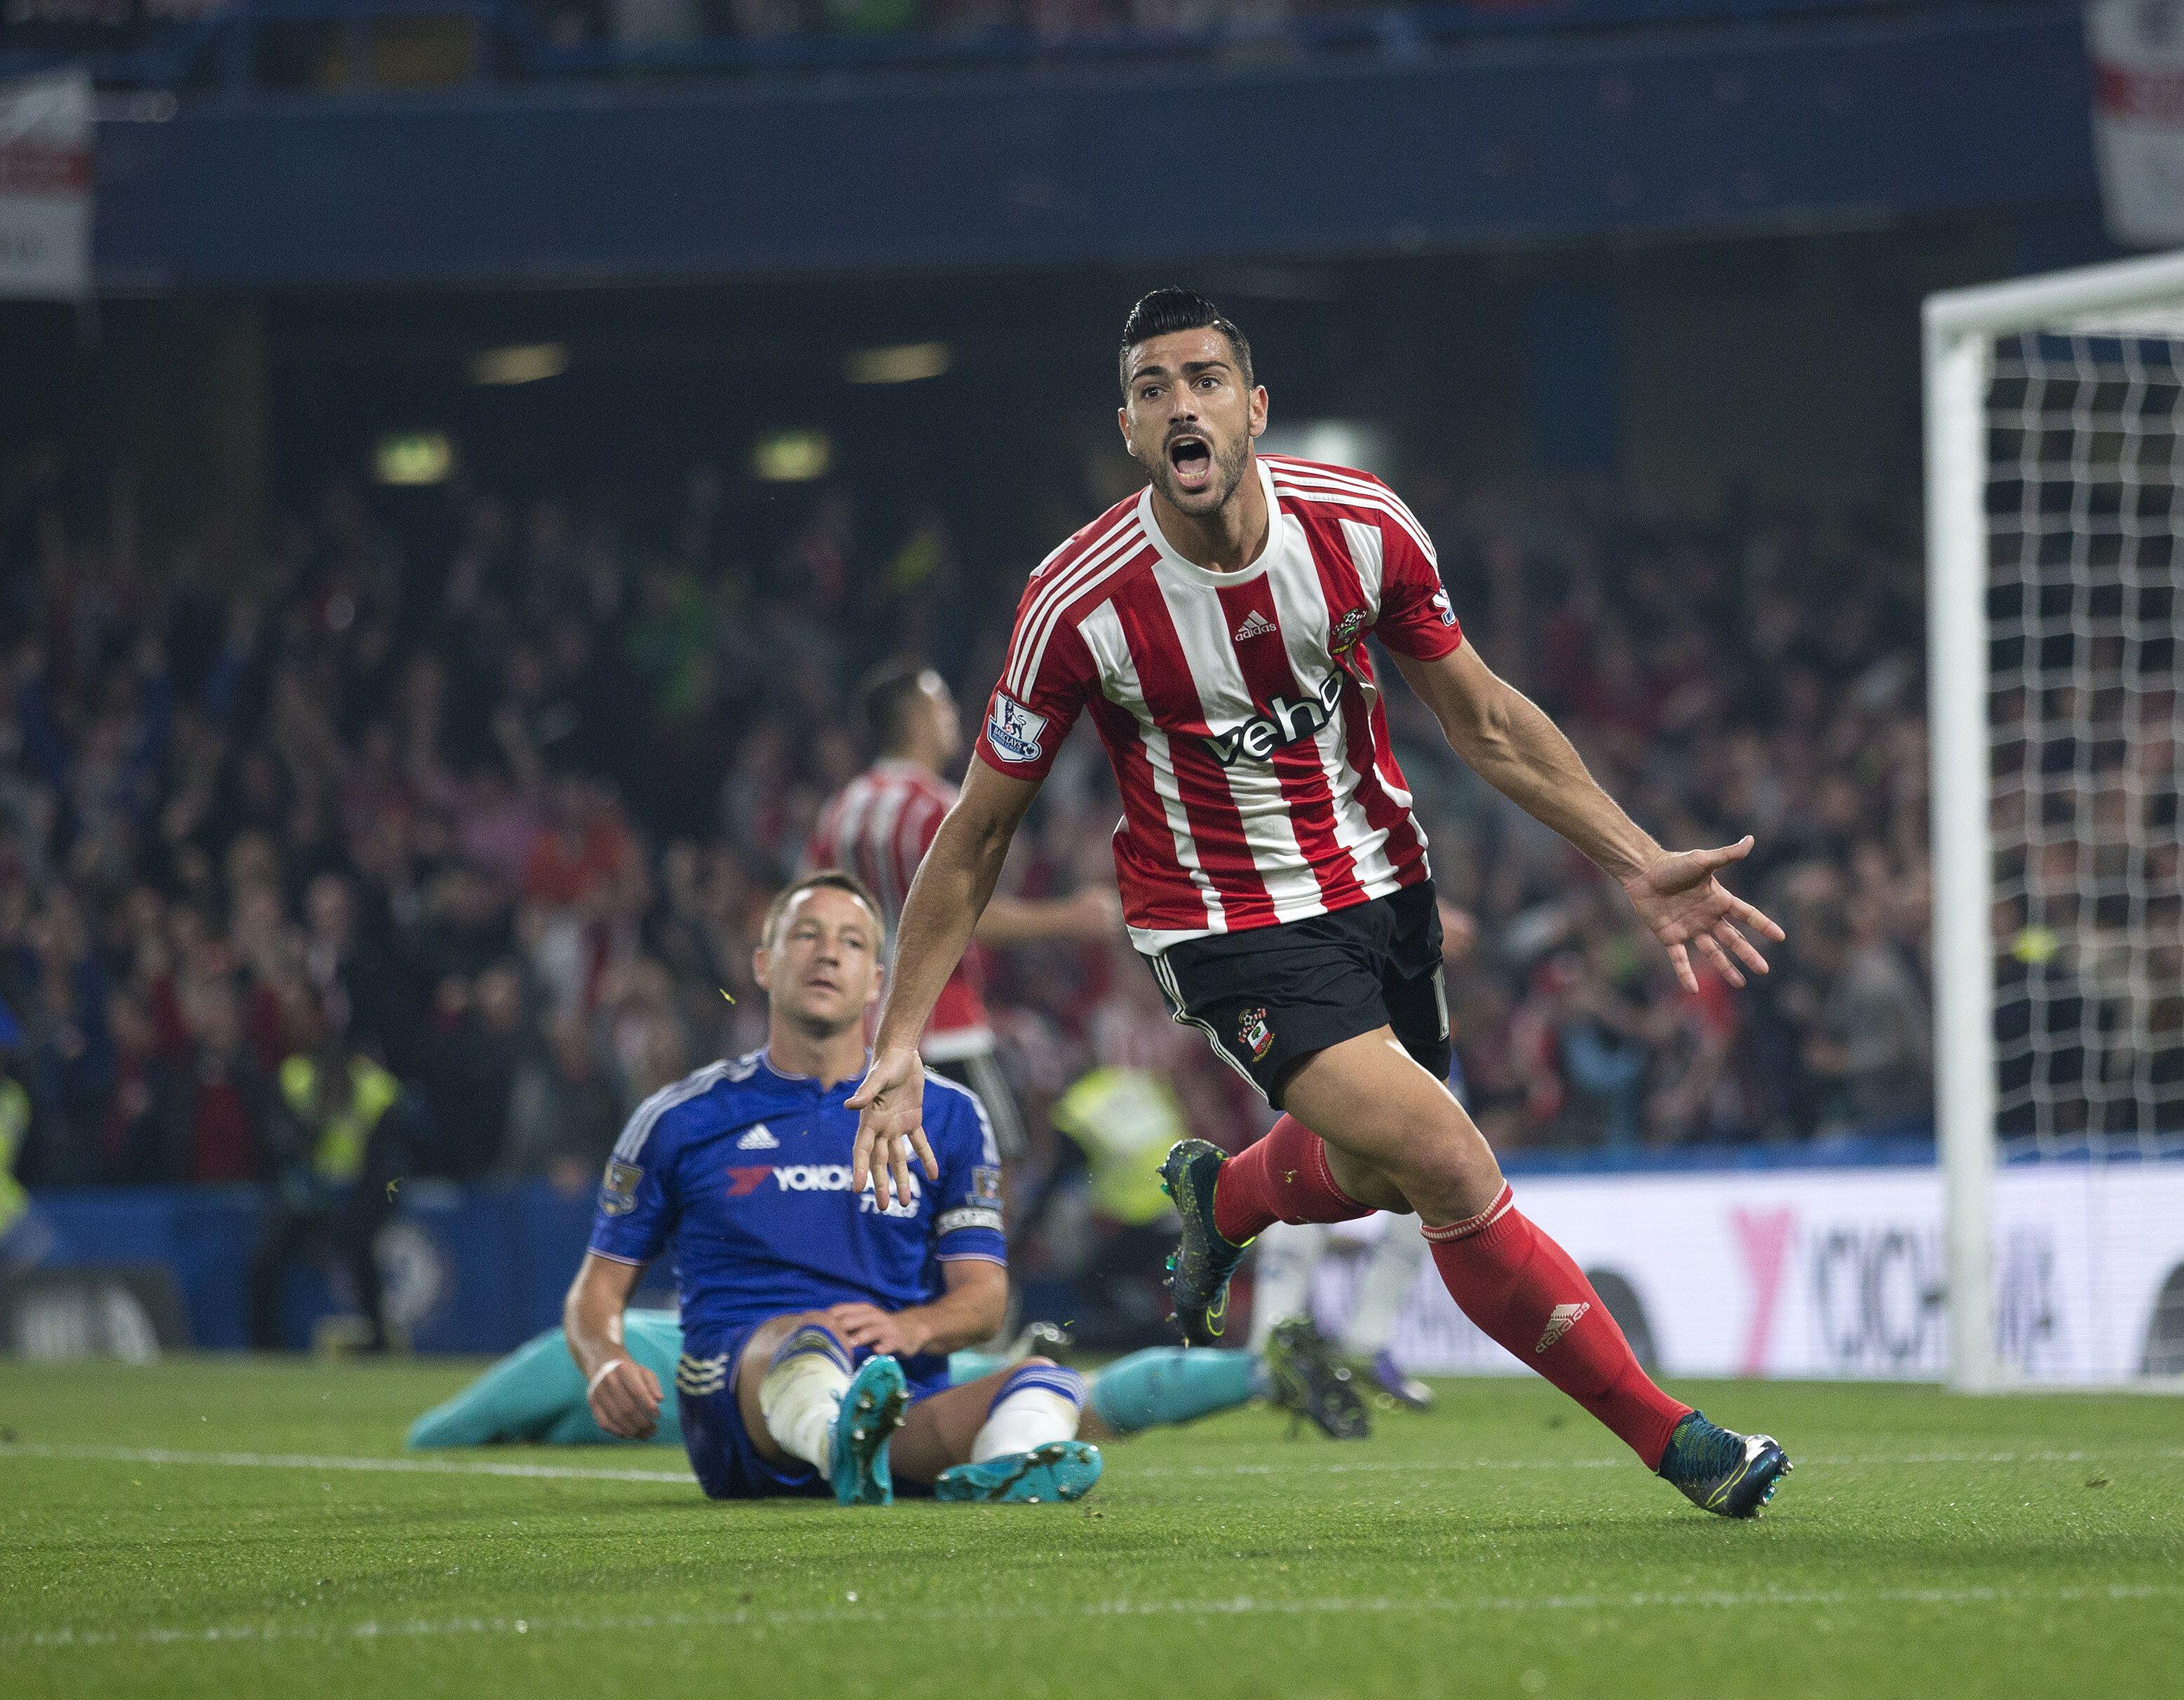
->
xmin=1309 ymin=1164 xmax=2184 ymax=1383
xmin=0 ymin=70 xmax=93 ymax=301
xmin=2088 ymin=0 xmax=2184 ymax=247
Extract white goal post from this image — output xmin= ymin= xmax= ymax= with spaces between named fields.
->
xmin=1925 ymin=251 xmax=2184 ymax=1392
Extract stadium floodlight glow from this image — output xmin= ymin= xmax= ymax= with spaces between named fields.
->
xmin=1257 ymin=419 xmax=1395 ymax=480
xmin=1923 ymin=247 xmax=2184 ymax=1394
xmin=752 ymin=430 xmax=832 ymax=482
xmin=374 ymin=431 xmax=454 ymax=486
xmin=470 ymin=343 xmax=569 ymax=386
xmin=845 ymin=341 xmax=951 ymax=385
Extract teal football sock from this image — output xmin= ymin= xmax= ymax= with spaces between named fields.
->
xmin=408 ymin=1310 xmax=690 ymax=1449
xmin=407 ymin=1328 xmax=590 ymax=1448
xmin=948 ymin=1349 xmax=1013 ymax=1383
xmin=1088 ymin=1347 xmax=1268 ymax=1436
xmin=620 ymin=1309 xmax=686 ymax=1385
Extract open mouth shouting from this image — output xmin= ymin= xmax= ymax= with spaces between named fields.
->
xmin=1167 ymin=431 xmax=1216 ymax=497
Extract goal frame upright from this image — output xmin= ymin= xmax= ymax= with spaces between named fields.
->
xmin=1922 ymin=249 xmax=2184 ymax=1394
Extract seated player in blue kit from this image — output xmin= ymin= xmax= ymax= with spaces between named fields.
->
xmin=561 ymin=869 xmax=1092 ymax=1504
xmin=408 ymin=1313 xmax=1367 ymax=1453
xmin=407 ymin=1314 xmax=1362 ymax=1454
xmin=423 ymin=861 xmax=1371 ymax=1468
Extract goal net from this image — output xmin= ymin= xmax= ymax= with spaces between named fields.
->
xmin=1926 ymin=252 xmax=2184 ymax=1390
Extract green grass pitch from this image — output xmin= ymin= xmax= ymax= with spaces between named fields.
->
xmin=4 ymin=1356 xmax=2180 ymax=1699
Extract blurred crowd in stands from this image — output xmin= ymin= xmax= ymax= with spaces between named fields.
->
xmin=0 ymin=0 xmax=1794 ymax=70
xmin=0 ymin=0 xmax=1428 ymax=64
xmin=539 ymin=0 xmax=1317 ymax=49
xmin=0 ymin=449 xmax=1938 ymax=1242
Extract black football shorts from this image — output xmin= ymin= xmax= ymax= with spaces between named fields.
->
xmin=1142 ymin=880 xmax=1451 ymax=1108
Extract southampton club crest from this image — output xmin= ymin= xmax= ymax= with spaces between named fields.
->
xmin=1237 ymin=1006 xmax=1273 ymax=1062
xmin=1329 ymin=607 xmax=1369 ymax=653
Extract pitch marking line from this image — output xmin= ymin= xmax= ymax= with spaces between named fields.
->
xmin=0 ymin=1443 xmax=692 ymax=1484
xmin=8 ymin=1441 xmax=2184 ymax=1486
xmin=11 ymin=1582 xmax=2182 ymax=1654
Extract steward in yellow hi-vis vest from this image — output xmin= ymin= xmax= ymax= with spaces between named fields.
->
xmin=249 ymin=1029 xmax=407 ymax=1352
xmin=0 ymin=993 xmax=32 ymax=1257
xmin=0 ymin=1070 xmax=32 ymax=1249
xmin=278 ymin=1051 xmax=401 ymax=1190
xmin=1050 ymin=1066 xmax=1187 ymax=1230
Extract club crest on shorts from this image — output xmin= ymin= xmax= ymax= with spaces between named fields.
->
xmin=599 ymin=1160 xmax=643 ymax=1216
xmin=1237 ymin=1006 xmax=1273 ymax=1061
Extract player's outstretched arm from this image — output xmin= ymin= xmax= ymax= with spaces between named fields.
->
xmin=848 ymin=759 xmax=1045 ymax=1208
xmin=563 ymin=1251 xmax=663 ymax=1441
xmin=1392 ymin=643 xmax=1786 ymax=993
xmin=974 ymin=886 xmax=1120 ymax=948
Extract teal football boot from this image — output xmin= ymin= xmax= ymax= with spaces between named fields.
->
xmin=829 ymin=1356 xmax=909 ymax=1507
xmin=1657 ymin=1410 xmax=1792 ymax=1518
xmin=934 ymin=1441 xmax=1104 ymax=1504
xmin=1158 ymin=1139 xmax=1250 ymax=1347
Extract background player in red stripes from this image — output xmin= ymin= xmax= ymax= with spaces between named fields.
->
xmin=850 ymin=287 xmax=1793 ymax=1519
xmin=808 ymin=660 xmax=1115 ymax=1159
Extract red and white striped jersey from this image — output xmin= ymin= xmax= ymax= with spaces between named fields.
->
xmin=975 ymin=455 xmax=1463 ymax=953
xmin=807 ymin=760 xmax=993 ymax=1061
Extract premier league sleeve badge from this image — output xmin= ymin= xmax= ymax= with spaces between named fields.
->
xmin=599 ymin=1160 xmax=643 ymax=1216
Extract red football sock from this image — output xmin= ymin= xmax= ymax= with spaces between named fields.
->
xmin=1212 ymin=1115 xmax=1374 ymax=1244
xmin=1425 ymin=1185 xmax=1692 ymax=1468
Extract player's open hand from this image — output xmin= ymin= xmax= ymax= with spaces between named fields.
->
xmin=823 ymin=1303 xmax=928 ymax=1359
xmin=585 ymin=1356 xmax=663 ymax=1441
xmin=846 ymin=1043 xmax=940 ymax=1213
xmin=1620 ymin=836 xmax=1786 ymax=993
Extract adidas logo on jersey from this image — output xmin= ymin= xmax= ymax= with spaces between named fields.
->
xmin=736 ymin=1124 xmax=779 ymax=1150
xmin=1233 ymin=610 xmax=1277 ymax=644
xmin=1535 ymin=1301 xmax=1589 ymax=1353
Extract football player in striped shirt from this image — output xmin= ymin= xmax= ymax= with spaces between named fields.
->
xmin=808 ymin=659 xmax=1115 ymax=1160
xmin=850 ymin=288 xmax=1792 ymax=1518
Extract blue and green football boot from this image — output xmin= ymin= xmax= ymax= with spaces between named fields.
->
xmin=829 ymin=1355 xmax=909 ymax=1507
xmin=1657 ymin=1410 xmax=1792 ymax=1518
xmin=1158 ymin=1139 xmax=1251 ymax=1347
xmin=933 ymin=1441 xmax=1104 ymax=1504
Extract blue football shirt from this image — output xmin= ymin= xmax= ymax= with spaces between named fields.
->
xmin=588 ymin=1049 xmax=1006 ymax=1394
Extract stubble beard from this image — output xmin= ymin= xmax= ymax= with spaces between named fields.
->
xmin=1147 ymin=432 xmax=1252 ymax=517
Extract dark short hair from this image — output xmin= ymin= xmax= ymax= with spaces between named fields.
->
xmin=1119 ymin=287 xmax=1254 ymax=395
xmin=858 ymin=658 xmax=935 ymax=755
xmin=763 ymin=869 xmax=885 ymax=949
